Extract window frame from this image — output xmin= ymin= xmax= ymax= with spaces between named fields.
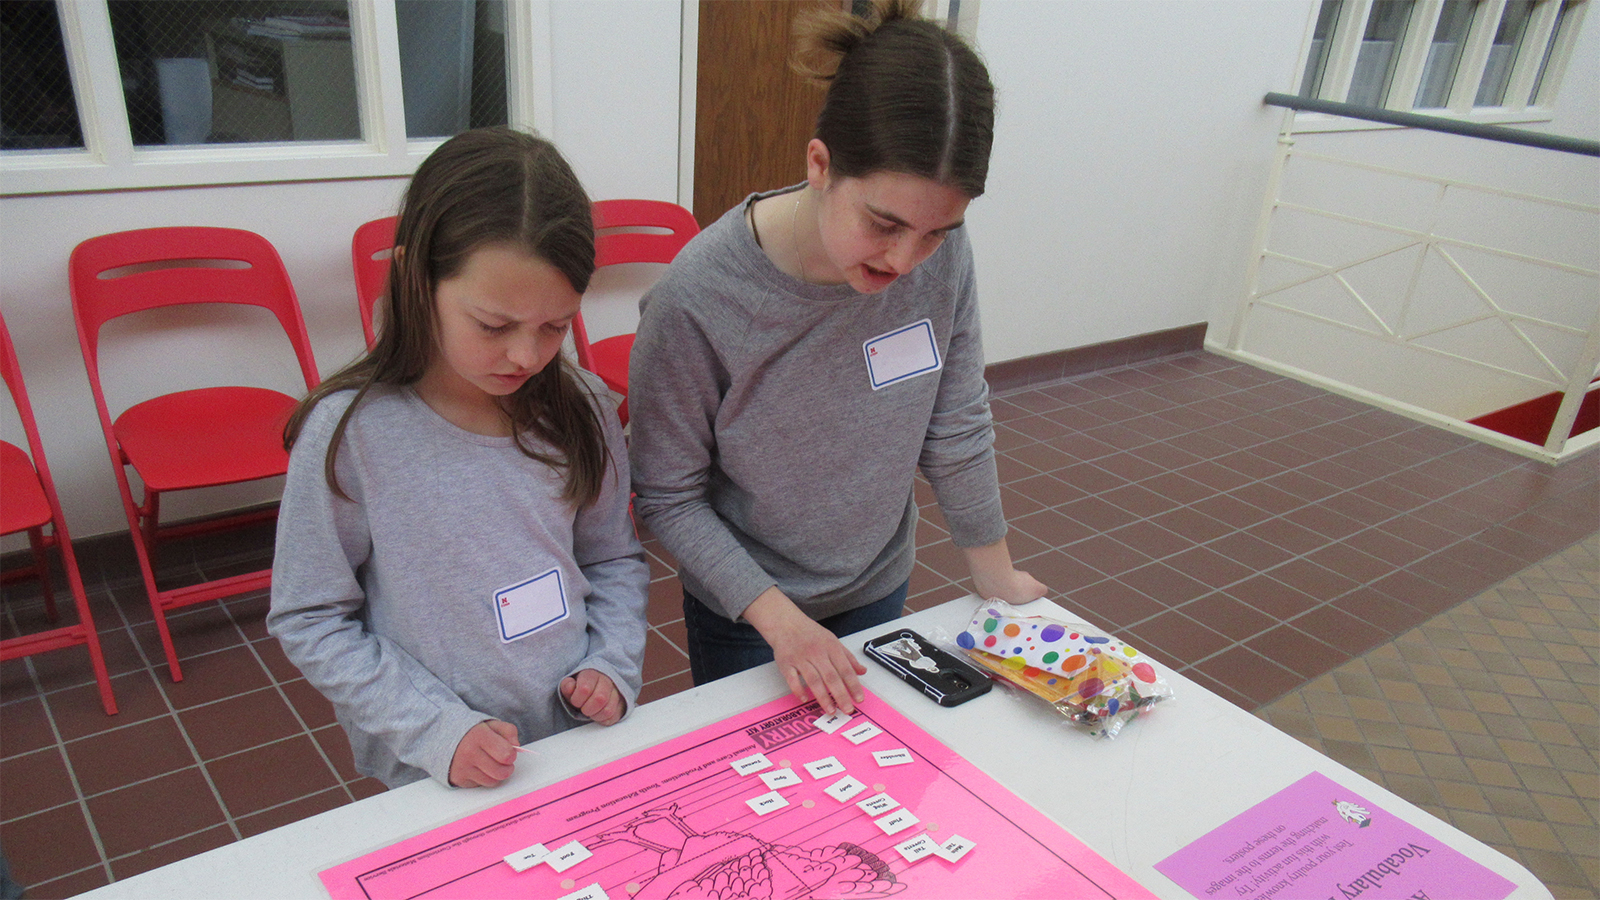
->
xmin=1289 ymin=0 xmax=1587 ymax=133
xmin=0 ymin=0 xmax=552 ymax=196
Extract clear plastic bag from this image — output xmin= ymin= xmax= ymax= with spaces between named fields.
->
xmin=954 ymin=600 xmax=1173 ymax=738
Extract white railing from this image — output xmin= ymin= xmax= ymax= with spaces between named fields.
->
xmin=1214 ymin=109 xmax=1599 ymax=464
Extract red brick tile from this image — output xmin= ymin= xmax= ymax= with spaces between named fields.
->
xmin=206 ymin=735 xmax=340 ymax=818
xmin=109 ymin=824 xmax=235 ymax=882
xmin=1106 ymin=519 xmax=1196 ymax=561
xmin=157 ymin=644 xmax=272 ymax=709
xmin=280 ymin=678 xmax=338 ymax=730
xmin=642 ymin=627 xmax=689 ymax=684
xmin=1192 ymin=646 xmax=1305 ymax=707
xmin=0 ymin=803 xmax=102 ymax=885
xmin=1062 ymin=579 xmax=1168 ymax=631
xmin=0 ymin=747 xmax=76 ymax=820
xmin=1123 ymin=611 xmax=1233 ymax=665
xmin=235 ymin=787 xmax=350 ymax=840
xmin=1225 ymin=575 xmax=1321 ymax=620
xmin=312 ymin=724 xmax=360 ymax=782
xmin=178 ymin=687 xmax=304 ymax=761
xmin=1120 ymin=562 xmax=1211 ymax=606
xmin=65 ymin=716 xmax=195 ymax=796
xmin=1165 ymin=545 xmax=1256 ymax=589
xmin=1247 ymin=625 xmax=1351 ymax=678
xmin=1203 ymin=530 xmax=1294 ymax=573
xmin=0 ymin=697 xmax=54 ymax=759
xmin=85 ymin=767 xmax=227 ymax=859
xmin=1061 ymin=534 xmax=1152 ymax=578
xmin=1180 ymin=593 xmax=1276 ymax=642
xmin=638 ymin=670 xmax=696 ymax=705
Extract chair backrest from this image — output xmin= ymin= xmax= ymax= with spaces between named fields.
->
xmin=592 ymin=199 xmax=700 ymax=268
xmin=0 ymin=314 xmax=65 ymax=511
xmin=69 ymin=227 xmax=322 ymax=398
xmin=573 ymin=200 xmax=700 ymax=367
xmin=352 ymin=216 xmax=398 ymax=349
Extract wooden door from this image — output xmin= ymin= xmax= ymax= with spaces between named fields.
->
xmin=693 ymin=0 xmax=833 ymax=228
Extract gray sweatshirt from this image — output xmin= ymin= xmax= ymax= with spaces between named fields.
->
xmin=268 ymin=377 xmax=648 ymax=787
xmin=628 ymin=187 xmax=1006 ymax=623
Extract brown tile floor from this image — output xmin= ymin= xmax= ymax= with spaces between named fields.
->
xmin=1 ymin=349 xmax=1595 ymax=897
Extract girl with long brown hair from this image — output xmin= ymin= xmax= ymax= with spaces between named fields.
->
xmin=269 ymin=127 xmax=648 ymax=790
xmin=629 ymin=0 xmax=1045 ymax=716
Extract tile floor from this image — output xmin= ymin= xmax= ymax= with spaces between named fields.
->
xmin=1 ymin=350 xmax=1595 ymax=898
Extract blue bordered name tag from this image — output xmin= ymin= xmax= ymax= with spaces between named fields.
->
xmin=494 ymin=567 xmax=568 ymax=643
xmin=863 ymin=319 xmax=942 ymax=390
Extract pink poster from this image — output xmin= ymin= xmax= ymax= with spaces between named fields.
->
xmin=1155 ymin=771 xmax=1515 ymax=900
xmin=321 ymin=690 xmax=1155 ymax=899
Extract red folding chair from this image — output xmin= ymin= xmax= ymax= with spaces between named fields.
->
xmin=69 ymin=227 xmax=321 ymax=682
xmin=352 ymin=216 xmax=398 ymax=349
xmin=573 ymin=199 xmax=700 ymax=425
xmin=1 ymin=315 xmax=118 ymax=714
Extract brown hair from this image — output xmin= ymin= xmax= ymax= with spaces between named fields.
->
xmin=793 ymin=0 xmax=995 ymax=197
xmin=285 ymin=127 xmax=609 ymax=507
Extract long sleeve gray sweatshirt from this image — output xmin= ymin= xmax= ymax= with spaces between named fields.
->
xmin=628 ymin=188 xmax=1006 ymax=623
xmin=268 ymin=377 xmax=648 ymax=787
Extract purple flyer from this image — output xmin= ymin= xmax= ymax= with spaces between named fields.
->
xmin=1155 ymin=771 xmax=1516 ymax=900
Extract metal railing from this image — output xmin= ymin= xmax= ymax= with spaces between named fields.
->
xmin=1262 ymin=93 xmax=1600 ymax=157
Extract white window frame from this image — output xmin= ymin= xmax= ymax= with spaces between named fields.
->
xmin=0 ymin=0 xmax=553 ymax=196
xmin=1290 ymin=0 xmax=1588 ymax=133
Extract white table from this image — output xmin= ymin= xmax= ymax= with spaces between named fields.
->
xmin=76 ymin=598 xmax=1551 ymax=899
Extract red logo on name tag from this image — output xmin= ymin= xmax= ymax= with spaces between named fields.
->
xmin=500 ymin=597 xmax=509 ymax=607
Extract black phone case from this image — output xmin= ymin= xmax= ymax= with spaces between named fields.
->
xmin=863 ymin=629 xmax=992 ymax=707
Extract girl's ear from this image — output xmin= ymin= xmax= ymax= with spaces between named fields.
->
xmin=805 ymin=139 xmax=832 ymax=191
xmin=392 ymin=245 xmax=405 ymax=263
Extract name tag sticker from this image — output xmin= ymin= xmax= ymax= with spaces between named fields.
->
xmin=759 ymin=768 xmax=802 ymax=790
xmin=803 ymin=756 xmax=845 ymax=779
xmin=747 ymin=790 xmax=790 ymax=816
xmin=864 ymin=319 xmax=942 ymax=390
xmin=557 ymin=884 xmax=610 ymax=900
xmin=546 ymin=840 xmax=592 ymax=873
xmin=494 ymin=568 xmax=568 ymax=643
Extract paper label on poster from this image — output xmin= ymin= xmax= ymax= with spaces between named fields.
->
xmin=1155 ymin=771 xmax=1514 ymax=900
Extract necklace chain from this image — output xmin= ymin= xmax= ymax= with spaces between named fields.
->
xmin=791 ymin=189 xmax=808 ymax=284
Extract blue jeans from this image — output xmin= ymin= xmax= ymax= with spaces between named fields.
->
xmin=682 ymin=580 xmax=910 ymax=686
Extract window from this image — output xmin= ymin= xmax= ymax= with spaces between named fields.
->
xmin=1294 ymin=0 xmax=1587 ymax=130
xmin=0 ymin=0 xmax=529 ymax=195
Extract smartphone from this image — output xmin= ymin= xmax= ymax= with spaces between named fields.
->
xmin=863 ymin=629 xmax=992 ymax=707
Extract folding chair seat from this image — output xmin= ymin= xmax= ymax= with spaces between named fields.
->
xmin=69 ymin=226 xmax=320 ymax=681
xmin=352 ymin=216 xmax=398 ymax=349
xmin=0 ymin=315 xmax=117 ymax=714
xmin=573 ymin=199 xmax=700 ymax=425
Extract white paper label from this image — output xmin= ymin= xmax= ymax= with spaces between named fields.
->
xmin=546 ymin=840 xmax=592 ymax=873
xmin=503 ymin=842 xmax=549 ymax=873
xmin=895 ymin=834 xmax=939 ymax=864
xmin=730 ymin=752 xmax=773 ymax=776
xmin=759 ymin=767 xmax=802 ymax=790
xmin=936 ymin=834 xmax=977 ymax=863
xmin=857 ymin=792 xmax=900 ymax=816
xmin=874 ymin=808 xmax=920 ymax=836
xmin=747 ymin=790 xmax=790 ymax=816
xmin=813 ymin=710 xmax=853 ymax=733
xmin=556 ymin=883 xmax=610 ymax=900
xmin=803 ymin=756 xmax=845 ymax=779
xmin=824 ymin=775 xmax=868 ymax=802
xmin=872 ymin=748 xmax=914 ymax=767
xmin=841 ymin=722 xmax=883 ymax=745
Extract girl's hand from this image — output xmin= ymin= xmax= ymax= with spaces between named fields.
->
xmin=448 ymin=719 xmax=519 ymax=788
xmin=561 ymin=669 xmax=625 ymax=725
xmin=972 ymin=566 xmax=1048 ymax=605
xmin=743 ymin=587 xmax=867 ymax=716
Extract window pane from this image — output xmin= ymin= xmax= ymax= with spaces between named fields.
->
xmin=1414 ymin=0 xmax=1478 ymax=108
xmin=1347 ymin=0 xmax=1415 ymax=107
xmin=1299 ymin=0 xmax=1345 ymax=97
xmin=396 ymin=0 xmax=507 ymax=139
xmin=1531 ymin=0 xmax=1578 ymax=102
xmin=1475 ymin=0 xmax=1535 ymax=106
xmin=1 ymin=0 xmax=84 ymax=150
xmin=109 ymin=1 xmax=359 ymax=146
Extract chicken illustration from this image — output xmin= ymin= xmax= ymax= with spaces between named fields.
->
xmin=592 ymin=803 xmax=907 ymax=899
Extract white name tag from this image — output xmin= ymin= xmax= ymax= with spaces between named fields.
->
xmin=864 ymin=319 xmax=942 ymax=390
xmin=747 ymin=790 xmax=789 ymax=815
xmin=895 ymin=834 xmax=940 ymax=864
xmin=937 ymin=834 xmax=977 ymax=863
xmin=813 ymin=710 xmax=853 ymax=733
xmin=503 ymin=843 xmax=549 ymax=873
xmin=872 ymin=748 xmax=914 ymax=767
xmin=857 ymin=792 xmax=899 ymax=816
xmin=557 ymin=884 xmax=610 ymax=900
xmin=494 ymin=568 xmax=568 ymax=643
xmin=825 ymin=775 xmax=868 ymax=802
xmin=731 ymin=753 xmax=773 ymax=776
xmin=842 ymin=722 xmax=883 ymax=745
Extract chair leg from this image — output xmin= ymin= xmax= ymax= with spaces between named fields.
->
xmin=59 ymin=540 xmax=117 ymax=716
xmin=127 ymin=486 xmax=184 ymax=681
xmin=26 ymin=527 xmax=59 ymax=622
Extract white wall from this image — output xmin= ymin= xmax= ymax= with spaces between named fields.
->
xmin=970 ymin=0 xmax=1313 ymax=363
xmin=0 ymin=1 xmax=681 ymax=541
